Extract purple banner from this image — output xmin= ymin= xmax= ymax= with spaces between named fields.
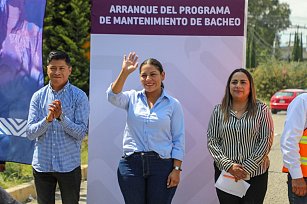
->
xmin=91 ymin=0 xmax=245 ymax=36
xmin=0 ymin=0 xmax=46 ymax=164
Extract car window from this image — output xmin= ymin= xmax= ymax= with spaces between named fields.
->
xmin=297 ymin=92 xmax=306 ymax=96
xmin=275 ymin=92 xmax=293 ymax=97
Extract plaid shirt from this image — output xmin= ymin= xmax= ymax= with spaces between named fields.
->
xmin=26 ymin=82 xmax=89 ymax=172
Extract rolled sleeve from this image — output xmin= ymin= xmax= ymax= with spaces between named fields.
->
xmin=106 ymin=83 xmax=130 ymax=110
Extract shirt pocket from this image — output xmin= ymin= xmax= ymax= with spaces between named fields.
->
xmin=62 ymin=104 xmax=74 ymax=120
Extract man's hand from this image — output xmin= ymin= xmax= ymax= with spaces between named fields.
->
xmin=292 ymin=178 xmax=307 ymax=196
xmin=47 ymin=100 xmax=62 ymax=121
xmin=52 ymin=100 xmax=62 ymax=119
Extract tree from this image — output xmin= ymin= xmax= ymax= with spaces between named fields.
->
xmin=43 ymin=0 xmax=91 ymax=94
xmin=252 ymin=59 xmax=307 ymax=101
xmin=247 ymin=0 xmax=291 ymax=68
xmin=291 ymin=31 xmax=304 ymax=62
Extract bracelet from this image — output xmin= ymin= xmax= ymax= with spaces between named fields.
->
xmin=173 ymin=166 xmax=182 ymax=171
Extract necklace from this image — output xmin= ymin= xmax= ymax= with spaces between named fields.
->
xmin=232 ymin=105 xmax=247 ymax=114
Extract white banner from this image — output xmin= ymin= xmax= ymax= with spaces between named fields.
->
xmin=89 ymin=1 xmax=247 ymax=203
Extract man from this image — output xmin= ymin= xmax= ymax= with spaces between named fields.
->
xmin=26 ymin=51 xmax=90 ymax=204
xmin=281 ymin=93 xmax=307 ymax=203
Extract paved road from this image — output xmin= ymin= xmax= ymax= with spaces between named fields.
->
xmin=26 ymin=112 xmax=288 ymax=204
xmin=264 ymin=112 xmax=288 ymax=204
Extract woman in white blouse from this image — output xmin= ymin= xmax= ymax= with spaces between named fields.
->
xmin=207 ymin=68 xmax=274 ymax=204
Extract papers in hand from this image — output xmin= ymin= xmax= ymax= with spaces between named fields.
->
xmin=215 ymin=170 xmax=250 ymax=198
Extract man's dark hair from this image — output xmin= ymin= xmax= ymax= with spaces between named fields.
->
xmin=47 ymin=51 xmax=71 ymax=66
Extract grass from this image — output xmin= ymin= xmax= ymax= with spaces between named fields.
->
xmin=0 ymin=136 xmax=88 ymax=189
xmin=0 ymin=162 xmax=32 ymax=189
xmin=81 ymin=136 xmax=88 ymax=165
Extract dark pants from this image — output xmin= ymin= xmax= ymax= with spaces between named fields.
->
xmin=214 ymin=163 xmax=268 ymax=204
xmin=287 ymin=174 xmax=307 ymax=204
xmin=0 ymin=187 xmax=21 ymax=204
xmin=117 ymin=151 xmax=177 ymax=204
xmin=33 ymin=166 xmax=81 ymax=204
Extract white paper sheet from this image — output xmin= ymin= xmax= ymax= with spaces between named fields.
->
xmin=215 ymin=170 xmax=251 ymax=198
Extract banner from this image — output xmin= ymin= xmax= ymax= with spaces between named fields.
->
xmin=89 ymin=0 xmax=246 ymax=203
xmin=0 ymin=0 xmax=46 ymax=164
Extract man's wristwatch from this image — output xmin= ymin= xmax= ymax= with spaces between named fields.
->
xmin=173 ymin=166 xmax=182 ymax=171
xmin=56 ymin=113 xmax=64 ymax=121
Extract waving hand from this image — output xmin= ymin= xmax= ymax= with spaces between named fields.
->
xmin=122 ymin=52 xmax=139 ymax=74
xmin=111 ymin=52 xmax=139 ymax=94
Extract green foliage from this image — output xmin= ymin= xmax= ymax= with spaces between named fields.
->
xmin=43 ymin=0 xmax=91 ymax=95
xmin=291 ymin=32 xmax=304 ymax=62
xmin=247 ymin=0 xmax=291 ymax=67
xmin=252 ymin=60 xmax=307 ymax=101
xmin=0 ymin=163 xmax=32 ymax=189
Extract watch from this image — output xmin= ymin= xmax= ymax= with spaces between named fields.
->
xmin=173 ymin=166 xmax=182 ymax=171
xmin=56 ymin=113 xmax=64 ymax=121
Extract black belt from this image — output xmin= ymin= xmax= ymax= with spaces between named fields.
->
xmin=132 ymin=151 xmax=158 ymax=156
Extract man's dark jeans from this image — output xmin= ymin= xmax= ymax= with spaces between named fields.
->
xmin=33 ymin=166 xmax=81 ymax=204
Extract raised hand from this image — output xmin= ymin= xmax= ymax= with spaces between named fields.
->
xmin=111 ymin=52 xmax=139 ymax=94
xmin=122 ymin=52 xmax=139 ymax=74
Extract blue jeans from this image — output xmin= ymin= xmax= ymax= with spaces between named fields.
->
xmin=288 ymin=174 xmax=307 ymax=204
xmin=33 ymin=166 xmax=81 ymax=204
xmin=117 ymin=151 xmax=177 ymax=204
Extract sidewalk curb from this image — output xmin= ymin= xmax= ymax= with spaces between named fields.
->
xmin=6 ymin=164 xmax=88 ymax=202
xmin=7 ymin=181 xmax=36 ymax=202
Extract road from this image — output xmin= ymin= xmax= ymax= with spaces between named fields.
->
xmin=264 ymin=112 xmax=288 ymax=204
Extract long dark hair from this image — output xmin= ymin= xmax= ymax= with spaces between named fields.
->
xmin=139 ymin=58 xmax=164 ymax=88
xmin=221 ymin=68 xmax=257 ymax=120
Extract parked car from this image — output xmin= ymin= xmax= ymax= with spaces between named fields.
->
xmin=270 ymin=89 xmax=307 ymax=114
